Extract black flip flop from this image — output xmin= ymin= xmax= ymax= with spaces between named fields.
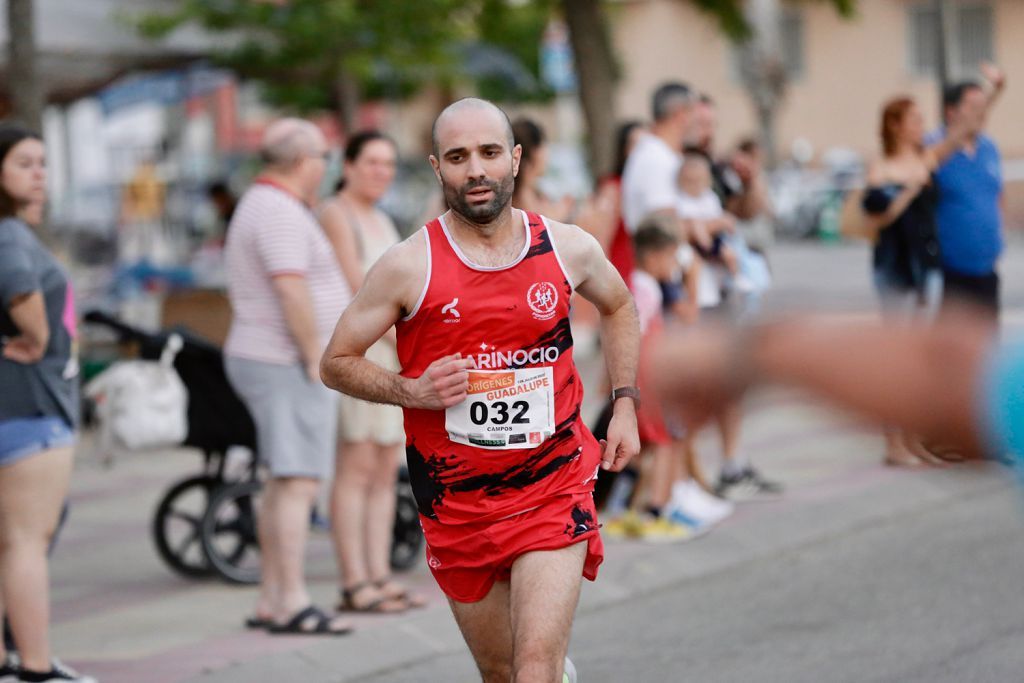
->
xmin=268 ymin=605 xmax=353 ymax=636
xmin=244 ymin=615 xmax=272 ymax=630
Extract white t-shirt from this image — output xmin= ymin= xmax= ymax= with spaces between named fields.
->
xmin=621 ymin=132 xmax=682 ymax=233
xmin=224 ymin=184 xmax=352 ymax=365
xmin=675 ymin=189 xmax=723 ymax=221
xmin=630 ymin=269 xmax=664 ymax=335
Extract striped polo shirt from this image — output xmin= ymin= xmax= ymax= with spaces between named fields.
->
xmin=224 ymin=182 xmax=351 ymax=365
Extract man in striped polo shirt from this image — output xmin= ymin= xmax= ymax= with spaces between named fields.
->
xmin=224 ymin=118 xmax=353 ymax=635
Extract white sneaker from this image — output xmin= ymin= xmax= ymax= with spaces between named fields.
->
xmin=563 ymin=656 xmax=577 ymax=683
xmin=686 ymin=480 xmax=735 ymax=520
xmin=670 ymin=481 xmax=733 ymax=526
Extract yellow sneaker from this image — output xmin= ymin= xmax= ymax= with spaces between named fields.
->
xmin=602 ymin=511 xmax=644 ymax=539
xmin=637 ymin=516 xmax=691 ymax=543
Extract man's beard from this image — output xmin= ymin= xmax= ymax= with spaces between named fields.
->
xmin=443 ymin=171 xmax=515 ymax=224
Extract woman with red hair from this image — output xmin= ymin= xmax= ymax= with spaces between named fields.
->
xmin=861 ymin=97 xmax=980 ymax=466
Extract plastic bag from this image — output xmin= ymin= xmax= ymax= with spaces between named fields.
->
xmin=85 ymin=334 xmax=188 ymax=450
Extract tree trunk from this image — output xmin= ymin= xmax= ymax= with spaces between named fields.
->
xmin=738 ymin=0 xmax=786 ymax=168
xmin=333 ymin=68 xmax=360 ymax=139
xmin=562 ymin=0 xmax=617 ymax=179
xmin=7 ymin=0 xmax=43 ymax=132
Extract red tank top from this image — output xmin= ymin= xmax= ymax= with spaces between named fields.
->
xmin=396 ymin=211 xmax=601 ymax=526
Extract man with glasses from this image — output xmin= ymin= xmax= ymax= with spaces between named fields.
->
xmin=223 ymin=118 xmax=354 ymax=635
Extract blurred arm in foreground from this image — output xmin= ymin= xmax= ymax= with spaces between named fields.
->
xmin=652 ymin=311 xmax=1005 ymax=460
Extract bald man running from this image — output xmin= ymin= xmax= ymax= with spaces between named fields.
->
xmin=321 ymin=98 xmax=640 ymax=682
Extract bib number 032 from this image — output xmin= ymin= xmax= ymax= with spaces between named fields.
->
xmin=445 ymin=367 xmax=556 ymax=450
xmin=470 ymin=400 xmax=529 ymax=426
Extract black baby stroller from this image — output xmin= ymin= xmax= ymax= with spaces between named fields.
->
xmin=83 ymin=310 xmax=423 ymax=584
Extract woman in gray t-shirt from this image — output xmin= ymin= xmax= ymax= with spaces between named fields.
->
xmin=0 ymin=124 xmax=94 ymax=683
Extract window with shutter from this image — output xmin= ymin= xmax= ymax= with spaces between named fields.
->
xmin=957 ymin=4 xmax=994 ymax=76
xmin=906 ymin=1 xmax=994 ymax=80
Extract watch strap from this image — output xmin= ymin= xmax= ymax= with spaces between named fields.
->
xmin=611 ymin=386 xmax=641 ymax=406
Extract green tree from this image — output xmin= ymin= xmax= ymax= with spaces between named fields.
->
xmin=134 ymin=0 xmax=479 ymax=133
xmin=474 ymin=0 xmax=554 ymax=103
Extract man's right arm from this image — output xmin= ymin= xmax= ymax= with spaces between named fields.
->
xmin=320 ymin=237 xmax=471 ymax=410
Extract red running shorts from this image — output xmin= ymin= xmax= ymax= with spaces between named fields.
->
xmin=421 ymin=492 xmax=605 ymax=603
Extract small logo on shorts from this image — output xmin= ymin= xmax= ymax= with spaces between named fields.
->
xmin=565 ymin=504 xmax=596 ymax=539
xmin=427 ymin=552 xmax=442 ymax=569
xmin=442 ymin=297 xmax=461 ymax=323
xmin=527 ymin=282 xmax=558 ymax=320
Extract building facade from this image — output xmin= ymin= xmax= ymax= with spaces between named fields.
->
xmin=611 ymin=0 xmax=1024 ymax=163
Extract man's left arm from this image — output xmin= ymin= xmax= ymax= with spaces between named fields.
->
xmin=553 ymin=222 xmax=641 ymax=472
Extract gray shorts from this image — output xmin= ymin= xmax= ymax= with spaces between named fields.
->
xmin=224 ymin=356 xmax=338 ymax=480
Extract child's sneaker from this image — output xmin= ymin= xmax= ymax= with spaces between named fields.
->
xmin=637 ymin=516 xmax=691 ymax=544
xmin=17 ymin=659 xmax=96 ymax=683
xmin=602 ymin=511 xmax=644 ymax=539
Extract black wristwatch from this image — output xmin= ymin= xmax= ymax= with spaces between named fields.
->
xmin=611 ymin=386 xmax=641 ymax=408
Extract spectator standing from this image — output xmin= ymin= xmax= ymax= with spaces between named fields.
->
xmin=680 ymin=94 xmax=780 ymax=501
xmin=585 ymin=121 xmax=644 ymax=281
xmin=726 ymin=139 xmax=774 ymax=252
xmin=861 ymin=96 xmax=979 ymax=466
xmin=510 ymin=117 xmax=573 ymax=222
xmin=223 ymin=118 xmax=353 ymax=636
xmin=0 ymin=124 xmax=95 ymax=683
xmin=621 ymin=83 xmax=695 ymax=233
xmin=927 ymin=65 xmax=1007 ymax=322
xmin=319 ymin=132 xmax=424 ymax=613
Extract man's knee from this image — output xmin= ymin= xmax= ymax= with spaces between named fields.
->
xmin=271 ymin=475 xmax=320 ymax=499
xmin=512 ymin=655 xmax=561 ymax=683
xmin=477 ymin=657 xmax=513 ymax=683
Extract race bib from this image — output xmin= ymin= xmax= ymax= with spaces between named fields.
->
xmin=445 ymin=367 xmax=555 ymax=449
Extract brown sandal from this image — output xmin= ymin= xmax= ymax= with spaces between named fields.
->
xmin=337 ymin=581 xmax=408 ymax=614
xmin=374 ymin=576 xmax=427 ymax=609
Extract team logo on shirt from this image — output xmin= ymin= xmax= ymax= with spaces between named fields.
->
xmin=527 ymin=282 xmax=558 ymax=320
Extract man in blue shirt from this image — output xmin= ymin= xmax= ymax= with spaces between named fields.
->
xmin=927 ymin=68 xmax=1007 ymax=321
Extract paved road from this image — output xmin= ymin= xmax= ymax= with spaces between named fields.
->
xmin=51 ymin=240 xmax=1024 ymax=682
xmin=366 ymin=463 xmax=1024 ymax=683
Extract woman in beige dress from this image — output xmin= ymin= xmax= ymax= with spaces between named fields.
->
xmin=320 ymin=132 xmax=422 ymax=612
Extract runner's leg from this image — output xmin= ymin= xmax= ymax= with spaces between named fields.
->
xmin=509 ymin=541 xmax=587 ymax=682
xmin=448 ymin=580 xmax=513 ymax=683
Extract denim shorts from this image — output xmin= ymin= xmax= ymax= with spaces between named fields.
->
xmin=0 ymin=416 xmax=76 ymax=467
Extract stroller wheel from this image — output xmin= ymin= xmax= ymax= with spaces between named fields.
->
xmin=201 ymin=479 xmax=263 ymax=585
xmin=389 ymin=483 xmax=423 ymax=571
xmin=152 ymin=476 xmax=221 ymax=578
